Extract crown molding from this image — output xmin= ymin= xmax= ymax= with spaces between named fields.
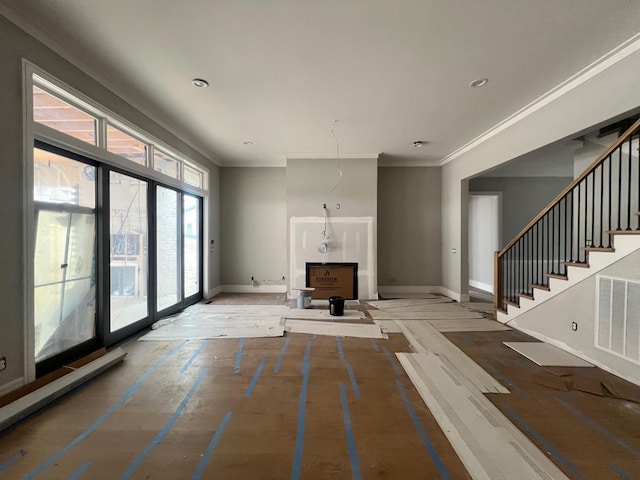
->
xmin=0 ymin=4 xmax=219 ymax=167
xmin=439 ymin=32 xmax=640 ymax=166
xmin=377 ymin=157 xmax=441 ymax=167
xmin=284 ymin=153 xmax=380 ymax=161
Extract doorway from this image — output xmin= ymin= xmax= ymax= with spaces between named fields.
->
xmin=468 ymin=193 xmax=501 ymax=296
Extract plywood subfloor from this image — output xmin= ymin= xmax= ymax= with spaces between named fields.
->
xmin=504 ymin=342 xmax=595 ymax=367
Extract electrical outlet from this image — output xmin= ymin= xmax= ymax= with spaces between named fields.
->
xmin=571 ymin=322 xmax=578 ymax=331
xmin=0 ymin=356 xmax=6 ymax=371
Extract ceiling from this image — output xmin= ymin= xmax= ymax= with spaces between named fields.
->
xmin=2 ymin=1 xmax=640 ymax=167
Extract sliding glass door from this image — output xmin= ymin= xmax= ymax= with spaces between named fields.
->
xmin=33 ymin=147 xmax=98 ymax=374
xmin=156 ymin=186 xmax=180 ymax=313
xmin=109 ymin=171 xmax=149 ymax=333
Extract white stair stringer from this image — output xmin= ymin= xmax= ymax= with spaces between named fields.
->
xmin=497 ymin=234 xmax=640 ymax=325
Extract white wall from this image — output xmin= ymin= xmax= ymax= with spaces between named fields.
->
xmin=509 ymin=247 xmax=640 ymax=386
xmin=441 ymin=47 xmax=640 ymax=299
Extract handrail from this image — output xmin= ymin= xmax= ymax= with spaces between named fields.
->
xmin=494 ymin=118 xmax=640 ymax=314
xmin=498 ymin=117 xmax=640 ymax=256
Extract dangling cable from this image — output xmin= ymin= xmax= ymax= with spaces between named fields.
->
xmin=329 ymin=120 xmax=343 ymax=192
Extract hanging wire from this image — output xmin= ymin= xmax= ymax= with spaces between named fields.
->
xmin=329 ymin=120 xmax=343 ymax=192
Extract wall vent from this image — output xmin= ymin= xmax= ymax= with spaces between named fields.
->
xmin=596 ymin=275 xmax=640 ymax=364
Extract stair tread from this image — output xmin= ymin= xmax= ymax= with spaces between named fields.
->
xmin=583 ymin=247 xmax=615 ymax=252
xmin=608 ymin=229 xmax=640 ymax=235
xmin=530 ymin=283 xmax=551 ymax=291
xmin=516 ymin=293 xmax=534 ymax=300
xmin=563 ymin=261 xmax=589 ymax=268
xmin=546 ymin=273 xmax=568 ymax=280
xmin=505 ymin=300 xmax=520 ymax=308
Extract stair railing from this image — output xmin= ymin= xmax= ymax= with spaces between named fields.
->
xmin=494 ymin=118 xmax=640 ymax=314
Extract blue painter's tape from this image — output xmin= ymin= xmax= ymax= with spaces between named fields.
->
xmin=339 ymin=383 xmax=362 ymax=480
xmin=192 ymin=411 xmax=233 ymax=480
xmin=554 ymin=395 xmax=640 ymax=458
xmin=370 ymin=339 xmax=380 ymax=352
xmin=291 ymin=341 xmax=312 ymax=479
xmin=121 ymin=368 xmax=209 ymax=479
xmin=68 ymin=461 xmax=90 ymax=480
xmin=234 ymin=338 xmax=244 ymax=374
xmin=181 ymin=339 xmax=210 ymax=373
xmin=25 ymin=340 xmax=188 ymax=480
xmin=381 ymin=346 xmax=403 ymax=376
xmin=336 ymin=336 xmax=346 ymax=364
xmin=245 ymin=356 xmax=268 ymax=397
xmin=0 ymin=449 xmax=26 ymax=474
xmin=346 ymin=364 xmax=361 ymax=399
xmin=274 ymin=336 xmax=291 ymax=373
xmin=498 ymin=402 xmax=583 ymax=479
xmin=396 ymin=380 xmax=450 ymax=480
xmin=610 ymin=463 xmax=634 ymax=480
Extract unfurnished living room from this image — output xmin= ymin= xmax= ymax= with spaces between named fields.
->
xmin=1 ymin=1 xmax=640 ymax=479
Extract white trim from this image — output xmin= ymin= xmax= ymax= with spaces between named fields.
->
xmin=221 ymin=285 xmax=287 ymax=294
xmin=440 ymin=32 xmax=640 ymax=166
xmin=0 ymin=378 xmax=25 ymax=397
xmin=22 ymin=59 xmax=36 ymax=383
xmin=469 ymin=280 xmax=493 ymax=294
xmin=0 ymin=6 xmax=217 ymax=165
xmin=438 ymin=287 xmax=470 ymax=303
xmin=377 ymin=157 xmax=441 ymax=167
xmin=285 ymin=153 xmax=380 ymax=161
xmin=207 ymin=286 xmax=222 ymax=299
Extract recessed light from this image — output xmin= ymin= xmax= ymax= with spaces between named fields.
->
xmin=243 ymin=141 xmax=253 ymax=145
xmin=413 ymin=140 xmax=428 ymax=147
xmin=192 ymin=78 xmax=209 ymax=88
xmin=469 ymin=78 xmax=488 ymax=88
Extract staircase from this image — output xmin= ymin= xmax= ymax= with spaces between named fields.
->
xmin=493 ymin=119 xmax=640 ymax=383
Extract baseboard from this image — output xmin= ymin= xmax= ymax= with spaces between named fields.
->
xmin=206 ymin=286 xmax=222 ymax=298
xmin=469 ymin=280 xmax=493 ymax=294
xmin=221 ymin=284 xmax=287 ymax=294
xmin=436 ymin=287 xmax=470 ymax=303
xmin=0 ymin=378 xmax=24 ymax=397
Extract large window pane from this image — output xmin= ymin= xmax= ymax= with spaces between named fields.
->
xmin=157 ymin=187 xmax=180 ymax=311
xmin=107 ymin=125 xmax=147 ymax=166
xmin=34 ymin=148 xmax=96 ymax=207
xmin=183 ymin=194 xmax=200 ymax=298
xmin=110 ymin=171 xmax=148 ymax=331
xmin=33 ymin=86 xmax=97 ymax=145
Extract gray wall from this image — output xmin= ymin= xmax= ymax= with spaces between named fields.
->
xmin=0 ymin=14 xmax=218 ymax=391
xmin=377 ymin=167 xmax=441 ymax=286
xmin=469 ymin=177 xmax=572 ymax=247
xmin=220 ymin=168 xmax=287 ymax=285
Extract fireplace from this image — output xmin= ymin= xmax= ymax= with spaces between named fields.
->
xmin=305 ymin=262 xmax=358 ymax=299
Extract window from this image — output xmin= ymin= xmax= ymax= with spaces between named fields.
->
xmin=184 ymin=163 xmax=204 ymax=188
xmin=154 ymin=149 xmax=180 ymax=179
xmin=33 ymin=86 xmax=97 ymax=145
xmin=107 ymin=124 xmax=147 ymax=166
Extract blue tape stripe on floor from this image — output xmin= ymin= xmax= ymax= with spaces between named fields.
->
xmin=382 ymin=346 xmax=402 ymax=376
xmin=192 ymin=411 xmax=233 ymax=480
xmin=291 ymin=341 xmax=312 ymax=480
xmin=25 ymin=340 xmax=187 ymax=480
xmin=498 ymin=402 xmax=583 ymax=479
xmin=395 ymin=379 xmax=450 ymax=480
xmin=370 ymin=339 xmax=380 ymax=352
xmin=553 ymin=395 xmax=640 ymax=458
xmin=339 ymin=383 xmax=362 ymax=480
xmin=346 ymin=364 xmax=361 ymax=399
xmin=336 ymin=336 xmax=346 ymax=364
xmin=122 ymin=368 xmax=209 ymax=479
xmin=275 ymin=336 xmax=291 ymax=373
xmin=68 ymin=461 xmax=90 ymax=480
xmin=181 ymin=339 xmax=209 ymax=373
xmin=0 ymin=449 xmax=26 ymax=474
xmin=234 ymin=338 xmax=244 ymax=374
xmin=245 ymin=356 xmax=268 ymax=397
xmin=610 ymin=463 xmax=634 ymax=480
